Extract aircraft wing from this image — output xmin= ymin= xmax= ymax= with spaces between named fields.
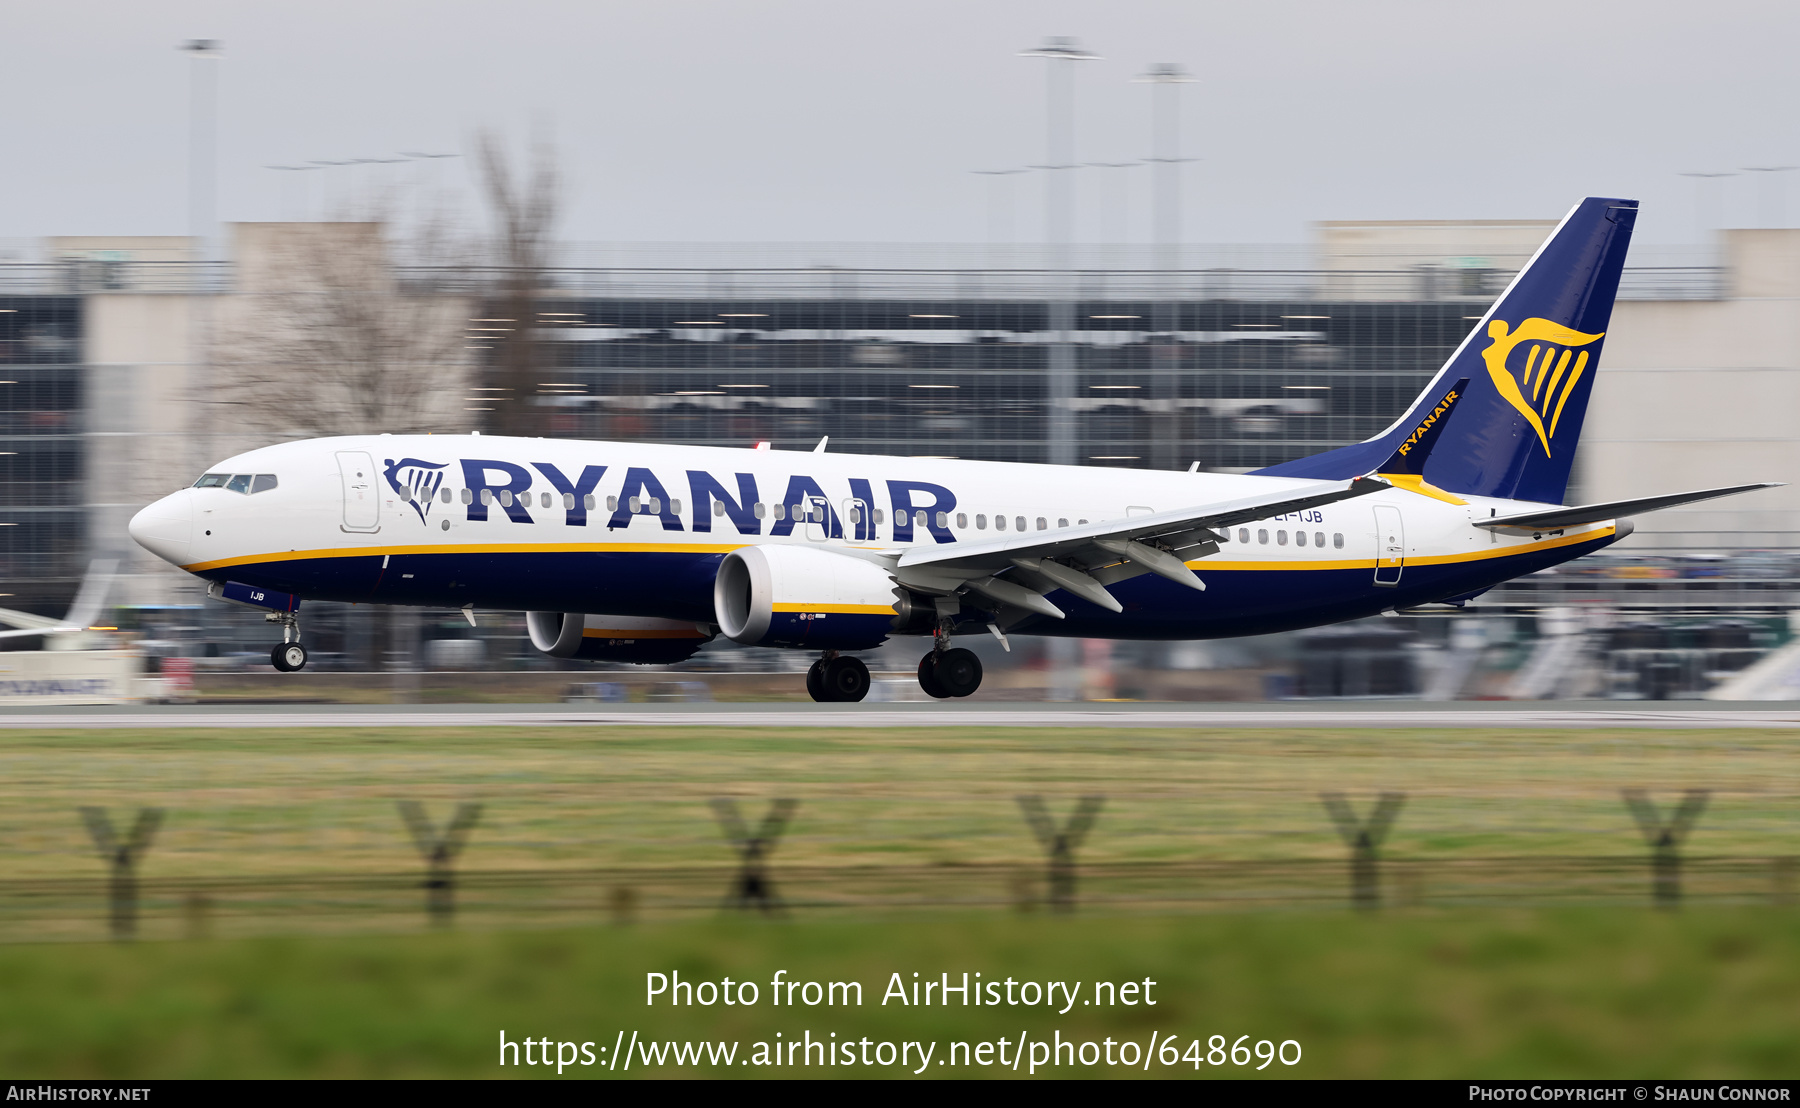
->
xmin=0 ymin=607 xmax=66 ymax=633
xmin=0 ymin=561 xmax=118 ymax=641
xmin=1473 ymin=483 xmax=1783 ymax=533
xmin=0 ymin=624 xmax=77 ymax=640
xmin=891 ymin=476 xmax=1390 ymax=618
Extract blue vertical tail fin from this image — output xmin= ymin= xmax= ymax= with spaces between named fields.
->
xmin=1256 ymin=196 xmax=1637 ymax=503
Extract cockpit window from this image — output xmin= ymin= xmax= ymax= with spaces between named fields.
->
xmin=195 ymin=472 xmax=280 ymax=494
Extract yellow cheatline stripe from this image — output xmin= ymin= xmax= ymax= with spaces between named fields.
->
xmin=580 ymin=628 xmax=708 ymax=639
xmin=186 ymin=525 xmax=1616 ymax=580
xmin=1188 ymin=525 xmax=1615 ymax=572
xmin=182 ymin=540 xmax=751 ymax=573
xmin=770 ymin=603 xmax=897 ymax=615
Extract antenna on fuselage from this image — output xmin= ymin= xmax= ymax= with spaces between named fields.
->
xmin=813 ymin=436 xmax=829 ymax=453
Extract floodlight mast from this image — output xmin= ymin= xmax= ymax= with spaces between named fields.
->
xmin=1019 ymin=37 xmax=1097 ymax=705
xmin=1134 ymin=62 xmax=1195 ymax=276
xmin=179 ymin=39 xmax=222 ymax=265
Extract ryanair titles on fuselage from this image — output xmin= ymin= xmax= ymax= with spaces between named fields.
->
xmin=387 ymin=455 xmax=964 ymax=543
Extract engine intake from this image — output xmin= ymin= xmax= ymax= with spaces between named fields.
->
xmin=713 ymin=544 xmax=902 ymax=650
xmin=525 ymin=612 xmax=714 ymax=665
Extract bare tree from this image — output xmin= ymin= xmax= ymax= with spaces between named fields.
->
xmin=473 ymin=127 xmax=561 ymax=436
xmin=210 ymin=211 xmax=474 ymax=440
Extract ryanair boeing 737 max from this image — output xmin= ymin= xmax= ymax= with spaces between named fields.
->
xmin=127 ymin=197 xmax=1780 ymax=701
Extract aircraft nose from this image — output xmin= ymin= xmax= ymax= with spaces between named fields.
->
xmin=128 ymin=490 xmax=193 ymax=567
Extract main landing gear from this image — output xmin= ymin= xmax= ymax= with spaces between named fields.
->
xmin=918 ymin=626 xmax=983 ymax=699
xmin=267 ymin=612 xmax=308 ymax=672
xmin=806 ymin=650 xmax=871 ymax=702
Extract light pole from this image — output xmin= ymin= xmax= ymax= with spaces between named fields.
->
xmin=1133 ymin=62 xmax=1195 ymax=277
xmin=179 ymin=40 xmax=222 ymax=265
xmin=1020 ymin=38 xmax=1097 ymax=704
xmin=1019 ymin=36 xmax=1098 ymax=473
xmin=1741 ymin=166 xmax=1799 ymax=228
xmin=1019 ymin=38 xmax=1099 ymax=269
xmin=1134 ymin=62 xmax=1193 ymax=477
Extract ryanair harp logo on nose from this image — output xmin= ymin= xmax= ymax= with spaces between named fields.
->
xmin=383 ymin=457 xmax=448 ymax=524
xmin=1481 ymin=318 xmax=1605 ymax=457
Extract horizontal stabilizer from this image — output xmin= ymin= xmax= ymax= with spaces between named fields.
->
xmin=1474 ymin=483 xmax=1783 ymax=532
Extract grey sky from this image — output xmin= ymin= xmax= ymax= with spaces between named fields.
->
xmin=4 ymin=0 xmax=1797 ymax=245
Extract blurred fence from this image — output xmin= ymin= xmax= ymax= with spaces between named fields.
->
xmin=4 ymin=789 xmax=1791 ymax=943
xmin=2 ymin=856 xmax=1792 ymax=944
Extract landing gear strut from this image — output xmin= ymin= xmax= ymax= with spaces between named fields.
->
xmin=918 ymin=624 xmax=983 ymax=699
xmin=267 ymin=612 xmax=307 ymax=672
xmin=806 ymin=650 xmax=871 ymax=702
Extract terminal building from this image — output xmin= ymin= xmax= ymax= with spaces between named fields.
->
xmin=2 ymin=220 xmax=1797 ymax=692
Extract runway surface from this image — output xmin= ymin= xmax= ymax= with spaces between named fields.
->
xmin=3 ymin=703 xmax=1800 ymax=729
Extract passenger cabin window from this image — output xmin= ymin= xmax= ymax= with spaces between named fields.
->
xmin=1239 ymin=528 xmax=1249 ymax=543
xmin=1015 ymin=516 xmax=1026 ymax=532
xmin=956 ymin=513 xmax=967 ymax=528
xmin=1315 ymin=532 xmax=1325 ymax=548
xmin=440 ymin=487 xmax=452 ymax=503
xmin=1295 ymin=531 xmax=1306 ymax=547
xmin=1258 ymin=529 xmax=1269 ymax=544
xmin=1333 ymin=533 xmax=1344 ymax=549
xmin=996 ymin=515 xmax=1007 ymax=531
xmin=1036 ymin=517 xmax=1047 ymax=530
xmin=1058 ymin=518 xmax=1068 ymax=528
xmin=976 ymin=514 xmax=987 ymax=529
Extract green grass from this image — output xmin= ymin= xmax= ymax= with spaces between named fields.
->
xmin=0 ymin=725 xmax=1794 ymax=883
xmin=0 ymin=725 xmax=1795 ymax=1077
xmin=0 ymin=908 xmax=1794 ymax=1078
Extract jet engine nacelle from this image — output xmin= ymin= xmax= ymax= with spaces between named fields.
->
xmin=525 ymin=611 xmax=714 ymax=665
xmin=713 ymin=544 xmax=902 ymax=650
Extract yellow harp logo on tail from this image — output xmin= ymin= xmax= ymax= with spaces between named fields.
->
xmin=1480 ymin=318 xmax=1605 ymax=457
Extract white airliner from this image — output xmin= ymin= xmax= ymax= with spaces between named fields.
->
xmin=127 ymin=198 xmax=1778 ymax=701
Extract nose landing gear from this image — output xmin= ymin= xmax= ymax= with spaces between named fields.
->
xmin=267 ymin=613 xmax=307 ymax=672
xmin=806 ymin=650 xmax=871 ymax=702
xmin=271 ymin=641 xmax=308 ymax=672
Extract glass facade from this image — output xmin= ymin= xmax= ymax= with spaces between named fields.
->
xmin=476 ymin=296 xmax=1481 ymax=473
xmin=0 ymin=296 xmax=83 ymax=612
